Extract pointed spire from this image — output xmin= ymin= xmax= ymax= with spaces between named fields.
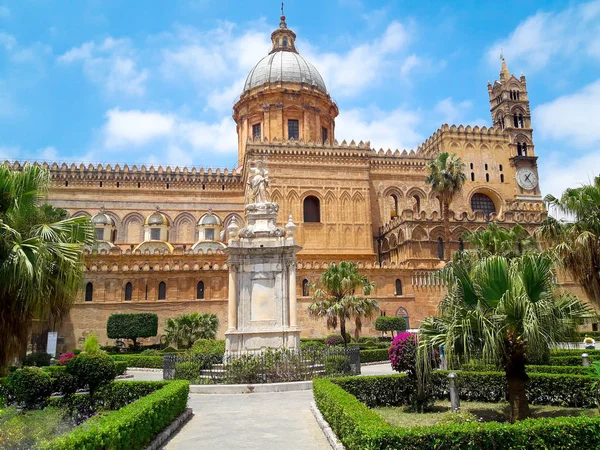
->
xmin=500 ymin=52 xmax=510 ymax=82
xmin=270 ymin=5 xmax=297 ymax=54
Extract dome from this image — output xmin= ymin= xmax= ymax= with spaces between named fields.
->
xmin=198 ymin=212 xmax=221 ymax=226
xmin=92 ymin=211 xmax=113 ymax=226
xmin=243 ymin=51 xmax=327 ymax=95
xmin=145 ymin=211 xmax=169 ymax=226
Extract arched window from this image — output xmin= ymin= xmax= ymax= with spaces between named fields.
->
xmin=158 ymin=281 xmax=166 ymax=300
xmin=395 ymin=306 xmax=410 ymax=329
xmin=413 ymin=195 xmax=421 ymax=214
xmin=395 ymin=279 xmax=403 ymax=296
xmin=485 ymin=173 xmax=490 ymax=182
xmin=197 ymin=281 xmax=205 ymax=300
xmin=518 ymin=114 xmax=524 ymax=128
xmin=303 ymin=196 xmax=320 ymax=222
xmin=470 ymin=193 xmax=496 ymax=219
xmin=124 ymin=282 xmax=132 ymax=301
xmin=389 ymin=194 xmax=399 ymax=218
xmin=282 ymin=37 xmax=288 ymax=48
xmin=513 ymin=115 xmax=519 ymax=128
xmin=85 ymin=282 xmax=93 ymax=302
xmin=437 ymin=237 xmax=444 ymax=260
xmin=522 ymin=143 xmax=527 ymax=156
xmin=471 ymin=172 xmax=475 ymax=181
xmin=458 ymin=238 xmax=464 ymax=252
xmin=302 ymin=279 xmax=310 ymax=297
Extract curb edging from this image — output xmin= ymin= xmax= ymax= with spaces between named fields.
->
xmin=144 ymin=407 xmax=193 ymax=450
xmin=189 ymin=379 xmax=313 ymax=394
xmin=310 ymin=401 xmax=344 ymax=450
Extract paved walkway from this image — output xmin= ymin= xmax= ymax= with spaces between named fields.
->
xmin=164 ymin=391 xmax=330 ymax=450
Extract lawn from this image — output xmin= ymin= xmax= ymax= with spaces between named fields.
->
xmin=0 ymin=405 xmax=76 ymax=448
xmin=374 ymin=400 xmax=599 ymax=428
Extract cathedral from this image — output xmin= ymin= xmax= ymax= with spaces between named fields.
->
xmin=20 ymin=14 xmax=551 ymax=348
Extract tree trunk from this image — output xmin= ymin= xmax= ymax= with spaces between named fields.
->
xmin=443 ymin=201 xmax=450 ymax=260
xmin=506 ymin=370 xmax=531 ymax=422
xmin=340 ymin=318 xmax=347 ymax=348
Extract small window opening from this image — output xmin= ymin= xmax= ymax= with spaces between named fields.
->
xmin=222 ymin=185 xmax=225 ymax=190
xmin=288 ymin=119 xmax=299 ymax=140
xmin=202 ymin=184 xmax=206 ymax=190
xmin=137 ymin=182 xmax=141 ymax=188
xmin=485 ymin=163 xmax=488 ymax=170
xmin=458 ymin=238 xmax=464 ymax=252
xmin=150 ymin=228 xmax=161 ymax=241
xmin=471 ymin=172 xmax=475 ymax=181
xmin=322 ymin=127 xmax=328 ymax=145
xmin=85 ymin=282 xmax=93 ymax=302
xmin=99 ymin=181 xmax=103 ymax=187
xmin=437 ymin=237 xmax=444 ymax=260
xmin=395 ymin=279 xmax=403 ymax=296
xmin=486 ymin=173 xmax=490 ymax=182
xmin=500 ymin=174 xmax=505 ymax=183
xmin=65 ymin=180 xmax=69 ymax=187
xmin=470 ymin=163 xmax=473 ymax=169
xmin=125 ymin=282 xmax=132 ymax=301
xmin=197 ymin=281 xmax=205 ymax=299
xmin=166 ymin=183 xmax=169 ymax=189
xmin=252 ymin=123 xmax=261 ymax=139
xmin=158 ymin=281 xmax=166 ymax=300
xmin=303 ymin=196 xmax=320 ymax=222
xmin=116 ymin=181 xmax=120 ymax=188
xmin=302 ymin=279 xmax=310 ymax=296
xmin=499 ymin=164 xmax=503 ymax=171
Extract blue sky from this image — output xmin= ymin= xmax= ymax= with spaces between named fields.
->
xmin=0 ymin=0 xmax=599 ymax=200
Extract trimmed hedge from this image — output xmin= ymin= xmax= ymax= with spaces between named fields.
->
xmin=548 ymin=355 xmax=596 ymax=366
xmin=110 ymin=355 xmax=163 ymax=368
xmin=374 ymin=316 xmax=406 ymax=333
xmin=551 ymin=349 xmax=600 ymax=356
xmin=526 ymin=365 xmax=591 ymax=375
xmin=359 ymin=349 xmax=390 ymax=363
xmin=106 ymin=313 xmax=158 ymax=348
xmin=46 ymin=380 xmax=189 ymax=450
xmin=313 ymin=377 xmax=600 ymax=450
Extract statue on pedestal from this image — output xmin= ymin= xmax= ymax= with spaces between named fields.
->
xmin=247 ymin=160 xmax=270 ymax=204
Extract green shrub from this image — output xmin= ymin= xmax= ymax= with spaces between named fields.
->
xmin=67 ymin=353 xmax=116 ymax=396
xmin=191 ymin=339 xmax=225 ymax=355
xmin=326 ymin=334 xmax=346 ymax=346
xmin=97 ymin=380 xmax=167 ymax=410
xmin=0 ymin=406 xmax=73 ymax=449
xmin=7 ymin=367 xmax=52 ymax=409
xmin=526 ymin=365 xmax=590 ymax=375
xmin=46 ymin=380 xmax=189 ymax=450
xmin=301 ymin=340 xmax=326 ymax=350
xmin=174 ymin=361 xmax=202 ymax=381
xmin=107 ymin=313 xmax=159 ymax=349
xmin=140 ymin=349 xmax=162 ymax=356
xmin=110 ymin=355 xmax=164 ymax=368
xmin=314 ymin=377 xmax=600 ymax=450
xmin=360 ymin=349 xmax=390 ymax=363
xmin=114 ymin=361 xmax=128 ymax=376
xmin=83 ymin=333 xmax=101 ymax=355
xmin=548 ymin=355 xmax=595 ymax=366
xmin=375 ymin=316 xmax=406 ymax=336
xmin=161 ymin=346 xmax=179 ymax=354
xmin=0 ymin=377 xmax=9 ymax=406
xmin=324 ymin=356 xmax=352 ymax=376
xmin=22 ymin=351 xmax=52 ymax=367
xmin=551 ymin=349 xmax=600 ymax=356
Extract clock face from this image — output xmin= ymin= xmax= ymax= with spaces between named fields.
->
xmin=516 ymin=167 xmax=538 ymax=190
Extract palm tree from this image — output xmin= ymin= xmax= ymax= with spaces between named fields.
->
xmin=0 ymin=163 xmax=94 ymax=374
xmin=308 ymin=262 xmax=377 ymax=346
xmin=538 ymin=176 xmax=600 ymax=307
xmin=465 ymin=222 xmax=537 ymax=259
xmin=418 ymin=252 xmax=588 ymax=422
xmin=164 ymin=313 xmax=219 ymax=349
xmin=425 ymin=152 xmax=466 ymax=259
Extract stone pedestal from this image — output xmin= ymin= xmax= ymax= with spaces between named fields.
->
xmin=225 ymin=202 xmax=301 ymax=352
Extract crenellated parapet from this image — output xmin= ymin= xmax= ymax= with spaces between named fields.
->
xmin=417 ymin=124 xmax=507 ymax=158
xmin=4 ymin=160 xmax=244 ymax=187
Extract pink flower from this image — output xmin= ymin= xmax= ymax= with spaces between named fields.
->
xmin=58 ymin=352 xmax=76 ymax=366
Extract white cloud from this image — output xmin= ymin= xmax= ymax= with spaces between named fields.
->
xmin=534 ymin=79 xmax=600 ymax=147
xmin=0 ymin=146 xmax=18 ymax=160
xmin=539 ymin=150 xmax=600 ymax=214
xmin=104 ymin=108 xmax=175 ymax=147
xmin=0 ymin=6 xmax=9 ymax=18
xmin=305 ymin=21 xmax=412 ymax=96
xmin=486 ymin=1 xmax=600 ymax=71
xmin=434 ymin=97 xmax=472 ymax=125
xmin=0 ymin=145 xmax=59 ymax=162
xmin=58 ymin=37 xmax=148 ymax=96
xmin=336 ymin=105 xmax=422 ymax=151
xmin=101 ymin=108 xmax=237 ymax=161
xmin=0 ymin=32 xmax=16 ymax=51
xmin=39 ymin=146 xmax=58 ymax=160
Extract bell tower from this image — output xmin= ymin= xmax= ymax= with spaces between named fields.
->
xmin=487 ymin=56 xmax=541 ymax=198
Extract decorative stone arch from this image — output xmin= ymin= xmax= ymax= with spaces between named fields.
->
xmin=514 ymin=133 xmax=532 ymax=144
xmin=510 ymin=105 xmax=526 ymax=115
xmin=389 ymin=233 xmax=398 ymax=249
xmin=451 ymin=226 xmax=470 ymax=240
xmin=302 ymin=191 xmax=323 ymax=223
xmin=323 ymin=190 xmax=336 ymax=223
xmin=271 ymin=188 xmax=284 ymax=209
xmin=381 ymin=237 xmax=390 ymax=253
xmin=286 ymin=189 xmax=301 ymax=222
xmin=352 ymin=191 xmax=365 ymax=219
xmin=395 ymin=306 xmax=410 ymax=329
xmin=71 ymin=210 xmax=91 ymax=218
xmin=339 ymin=191 xmax=352 ymax=223
xmin=406 ymin=188 xmax=426 ymax=214
xmin=429 ymin=226 xmax=445 ymax=241
xmin=223 ymin=213 xmax=244 ymax=241
xmin=466 ymin=187 xmax=503 ymax=218
xmin=411 ymin=225 xmax=427 ymax=241
xmin=122 ymin=212 xmax=145 ymax=244
xmin=172 ymin=212 xmax=197 ymax=244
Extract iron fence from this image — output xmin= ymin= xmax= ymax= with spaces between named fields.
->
xmin=163 ymin=346 xmax=360 ymax=384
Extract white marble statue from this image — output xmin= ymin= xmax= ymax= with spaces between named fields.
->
xmin=247 ymin=161 xmax=270 ymax=204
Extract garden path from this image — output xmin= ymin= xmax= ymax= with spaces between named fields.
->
xmin=164 ymin=391 xmax=330 ymax=450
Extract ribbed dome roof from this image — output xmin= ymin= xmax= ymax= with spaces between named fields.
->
xmin=243 ymin=51 xmax=327 ymax=94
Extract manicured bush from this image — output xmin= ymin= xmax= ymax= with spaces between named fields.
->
xmin=301 ymin=340 xmax=326 ymax=350
xmin=324 ymin=355 xmax=352 ymax=376
xmin=174 ymin=361 xmax=202 ymax=381
xmin=107 ymin=313 xmax=159 ymax=349
xmin=110 ymin=355 xmax=164 ymax=368
xmin=98 ymin=380 xmax=168 ymax=410
xmin=83 ymin=333 xmax=101 ymax=354
xmin=22 ymin=351 xmax=52 ymax=367
xmin=140 ymin=349 xmax=162 ymax=356
xmin=58 ymin=352 xmax=76 ymax=366
xmin=161 ymin=346 xmax=179 ymax=354
xmin=7 ymin=367 xmax=52 ymax=409
xmin=335 ymin=374 xmax=413 ymax=407
xmin=46 ymin=380 xmax=189 ymax=450
xmin=114 ymin=361 xmax=128 ymax=376
xmin=389 ymin=332 xmax=417 ymax=375
xmin=67 ymin=353 xmax=117 ymax=396
xmin=551 ymin=349 xmax=600 ymax=356
xmin=526 ymin=365 xmax=590 ymax=375
xmin=313 ymin=377 xmax=600 ymax=450
xmin=326 ymin=334 xmax=346 ymax=346
xmin=191 ymin=339 xmax=225 ymax=355
xmin=52 ymin=370 xmax=79 ymax=396
xmin=548 ymin=355 xmax=596 ymax=366
xmin=359 ymin=349 xmax=390 ymax=363
xmin=375 ymin=316 xmax=406 ymax=337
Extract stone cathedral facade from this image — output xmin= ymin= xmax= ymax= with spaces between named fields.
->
xmin=20 ymin=15 xmax=555 ymax=349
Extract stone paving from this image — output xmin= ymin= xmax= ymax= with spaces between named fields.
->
xmin=164 ymin=391 xmax=330 ymax=450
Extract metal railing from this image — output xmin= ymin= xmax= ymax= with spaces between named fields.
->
xmin=163 ymin=347 xmax=360 ymax=384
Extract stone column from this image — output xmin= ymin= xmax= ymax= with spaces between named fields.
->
xmin=288 ymin=262 xmax=297 ymax=327
xmin=227 ymin=265 xmax=238 ymax=331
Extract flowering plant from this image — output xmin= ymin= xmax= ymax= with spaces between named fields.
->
xmin=389 ymin=332 xmax=417 ymax=376
xmin=325 ymin=335 xmax=345 ymax=346
xmin=58 ymin=352 xmax=76 ymax=366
